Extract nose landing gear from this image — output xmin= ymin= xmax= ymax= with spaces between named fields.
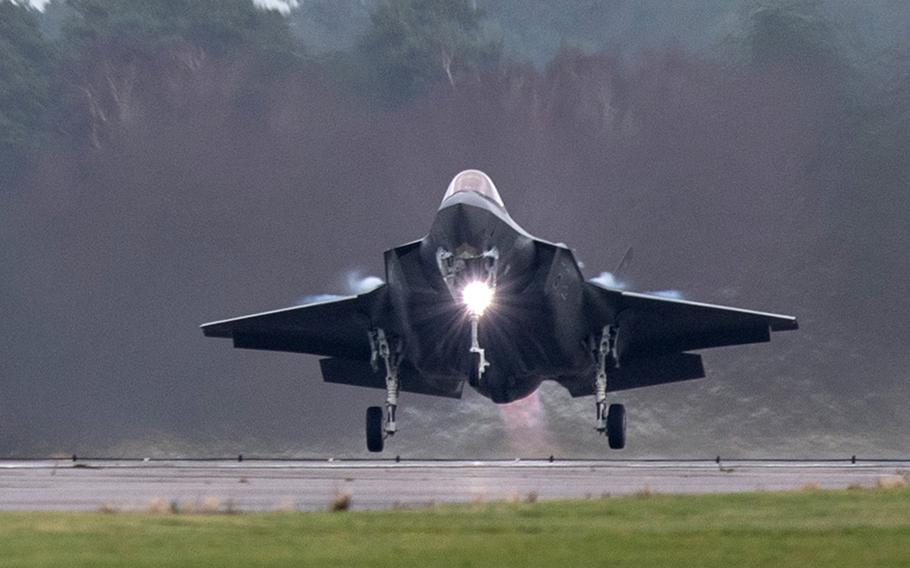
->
xmin=467 ymin=313 xmax=490 ymax=386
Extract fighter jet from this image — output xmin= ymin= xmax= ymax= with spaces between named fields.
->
xmin=202 ymin=170 xmax=797 ymax=452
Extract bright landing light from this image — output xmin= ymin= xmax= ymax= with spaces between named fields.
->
xmin=463 ymin=281 xmax=494 ymax=316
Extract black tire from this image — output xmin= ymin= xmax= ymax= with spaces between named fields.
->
xmin=607 ymin=403 xmax=626 ymax=450
xmin=366 ymin=406 xmax=384 ymax=453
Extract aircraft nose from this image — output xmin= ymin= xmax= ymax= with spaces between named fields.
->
xmin=445 ymin=203 xmax=492 ymax=248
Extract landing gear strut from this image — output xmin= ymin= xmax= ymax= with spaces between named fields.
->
xmin=594 ymin=325 xmax=625 ymax=449
xmin=367 ymin=328 xmax=400 ymax=453
xmin=467 ymin=313 xmax=490 ymax=386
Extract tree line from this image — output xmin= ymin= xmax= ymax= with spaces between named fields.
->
xmin=0 ymin=0 xmax=908 ymax=189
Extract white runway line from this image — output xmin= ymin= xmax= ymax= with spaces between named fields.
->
xmin=1 ymin=459 xmax=908 ymax=470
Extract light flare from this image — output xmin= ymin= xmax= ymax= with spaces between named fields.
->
xmin=462 ymin=281 xmax=494 ymax=316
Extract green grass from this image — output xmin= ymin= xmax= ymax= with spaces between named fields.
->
xmin=3 ymin=489 xmax=910 ymax=567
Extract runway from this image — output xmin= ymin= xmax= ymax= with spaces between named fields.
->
xmin=1 ymin=460 xmax=906 ymax=511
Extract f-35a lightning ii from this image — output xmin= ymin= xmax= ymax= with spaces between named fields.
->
xmin=202 ymin=170 xmax=797 ymax=452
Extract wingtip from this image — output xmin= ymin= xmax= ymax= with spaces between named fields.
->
xmin=771 ymin=317 xmax=799 ymax=332
xmin=200 ymin=322 xmax=229 ymax=338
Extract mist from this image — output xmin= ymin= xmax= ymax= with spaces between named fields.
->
xmin=1 ymin=0 xmax=909 ymax=458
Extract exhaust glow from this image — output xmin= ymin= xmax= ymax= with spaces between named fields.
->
xmin=463 ymin=281 xmax=494 ymax=316
xmin=498 ymin=390 xmax=555 ymax=455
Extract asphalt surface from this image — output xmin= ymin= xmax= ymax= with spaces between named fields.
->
xmin=1 ymin=460 xmax=906 ymax=511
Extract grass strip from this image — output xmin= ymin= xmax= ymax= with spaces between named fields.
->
xmin=2 ymin=488 xmax=909 ymax=567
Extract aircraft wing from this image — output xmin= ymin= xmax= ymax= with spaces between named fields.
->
xmin=201 ymin=286 xmax=386 ymax=361
xmin=587 ymin=283 xmax=798 ymax=361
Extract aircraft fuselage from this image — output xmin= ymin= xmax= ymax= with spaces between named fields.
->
xmin=384 ymin=189 xmax=592 ymax=403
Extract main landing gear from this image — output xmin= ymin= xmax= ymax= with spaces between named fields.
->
xmin=595 ymin=325 xmax=626 ymax=450
xmin=366 ymin=329 xmax=400 ymax=453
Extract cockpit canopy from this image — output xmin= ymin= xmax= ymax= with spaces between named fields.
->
xmin=442 ymin=170 xmax=504 ymax=207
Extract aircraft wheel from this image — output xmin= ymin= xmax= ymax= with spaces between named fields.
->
xmin=607 ymin=403 xmax=626 ymax=450
xmin=366 ymin=406 xmax=384 ymax=453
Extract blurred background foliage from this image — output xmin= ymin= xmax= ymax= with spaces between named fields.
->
xmin=1 ymin=0 xmax=908 ymax=182
xmin=2 ymin=0 xmax=908 ymax=176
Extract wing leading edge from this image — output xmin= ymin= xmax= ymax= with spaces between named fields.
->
xmin=201 ymin=286 xmax=464 ymax=398
xmin=587 ymin=283 xmax=797 ymax=361
xmin=201 ymin=286 xmax=387 ymax=361
xmin=568 ymin=283 xmax=797 ymax=396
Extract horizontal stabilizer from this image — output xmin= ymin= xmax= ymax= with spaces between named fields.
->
xmin=320 ymin=358 xmax=464 ymax=399
xmin=559 ymin=352 xmax=705 ymax=397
